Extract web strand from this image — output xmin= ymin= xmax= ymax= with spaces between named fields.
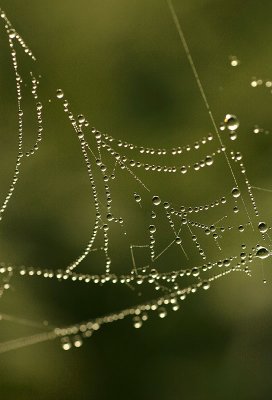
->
xmin=166 ymin=0 xmax=254 ymax=229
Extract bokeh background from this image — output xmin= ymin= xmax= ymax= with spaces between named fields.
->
xmin=1 ymin=0 xmax=272 ymax=399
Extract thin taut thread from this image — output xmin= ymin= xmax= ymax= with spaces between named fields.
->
xmin=166 ymin=0 xmax=254 ymax=229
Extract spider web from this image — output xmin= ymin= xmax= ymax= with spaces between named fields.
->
xmin=0 ymin=1 xmax=271 ymax=353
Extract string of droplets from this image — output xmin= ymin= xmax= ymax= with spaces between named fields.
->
xmin=0 ymin=10 xmax=41 ymax=223
xmin=0 ymin=7 xmax=271 ymax=354
xmin=102 ymin=130 xmax=214 ymax=156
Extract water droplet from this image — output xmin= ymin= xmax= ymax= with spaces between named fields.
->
xmin=192 ymin=267 xmax=199 ymax=276
xmin=251 ymin=77 xmax=258 ymax=87
xmin=56 ymin=89 xmax=64 ymax=99
xmin=229 ymin=132 xmax=237 ymax=141
xmin=175 ymin=237 xmax=182 ymax=244
xmin=202 ymin=281 xmax=210 ymax=290
xmin=134 ymin=193 xmax=141 ymax=203
xmin=152 ymin=196 xmax=161 ymax=206
xmin=158 ymin=307 xmax=167 ymax=318
xmin=229 ymin=55 xmax=240 ymax=67
xmin=61 ymin=337 xmax=72 ymax=350
xmin=150 ymin=269 xmax=158 ymax=278
xmin=258 ymin=222 xmax=268 ymax=233
xmin=73 ymin=335 xmax=83 ymax=348
xmin=205 ymin=155 xmax=214 ymax=166
xmin=219 ymin=123 xmax=225 ymax=131
xmin=172 ymin=302 xmax=179 ymax=311
xmin=238 ymin=225 xmax=244 ymax=232
xmin=231 ymin=187 xmax=240 ymax=198
xmin=133 ymin=316 xmax=143 ymax=328
xmin=224 ymin=114 xmax=239 ymax=131
xmin=9 ymin=29 xmax=16 ymax=39
xmin=256 ymin=247 xmax=270 ymax=259
xmin=78 ymin=114 xmax=85 ymax=124
xmin=106 ymin=213 xmax=113 ymax=221
xmin=142 ymin=312 xmax=148 ymax=321
xmin=149 ymin=225 xmax=156 ymax=234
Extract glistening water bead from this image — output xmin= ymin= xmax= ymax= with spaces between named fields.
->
xmin=231 ymin=187 xmax=241 ymax=198
xmin=224 ymin=114 xmax=239 ymax=131
xmin=134 ymin=193 xmax=141 ymax=203
xmin=152 ymin=196 xmax=161 ymax=206
xmin=229 ymin=132 xmax=237 ymax=141
xmin=256 ymin=247 xmax=270 ymax=259
xmin=158 ymin=307 xmax=167 ymax=318
xmin=133 ymin=316 xmax=142 ymax=329
xmin=205 ymin=155 xmax=214 ymax=166
xmin=78 ymin=114 xmax=85 ymax=124
xmin=258 ymin=222 xmax=268 ymax=233
xmin=229 ymin=55 xmax=240 ymax=67
xmin=8 ymin=29 xmax=16 ymax=39
xmin=149 ymin=225 xmax=156 ymax=234
xmin=56 ymin=89 xmax=64 ymax=99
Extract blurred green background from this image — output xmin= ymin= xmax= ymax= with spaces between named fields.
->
xmin=1 ymin=0 xmax=272 ymax=399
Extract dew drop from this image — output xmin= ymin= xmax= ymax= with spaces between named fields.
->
xmin=150 ymin=269 xmax=158 ymax=278
xmin=229 ymin=55 xmax=240 ymax=67
xmin=224 ymin=114 xmax=239 ymax=131
xmin=73 ymin=335 xmax=83 ymax=348
xmin=152 ymin=196 xmax=161 ymax=206
xmin=106 ymin=213 xmax=113 ymax=221
xmin=219 ymin=123 xmax=225 ymax=131
xmin=133 ymin=316 xmax=143 ymax=329
xmin=158 ymin=307 xmax=167 ymax=318
xmin=251 ymin=77 xmax=258 ymax=87
xmin=172 ymin=303 xmax=179 ymax=311
xmin=134 ymin=193 xmax=141 ymax=203
xmin=238 ymin=225 xmax=244 ymax=232
xmin=9 ymin=29 xmax=16 ymax=39
xmin=229 ymin=132 xmax=237 ymax=141
xmin=149 ymin=225 xmax=156 ymax=234
xmin=231 ymin=187 xmax=240 ymax=198
xmin=78 ymin=114 xmax=85 ymax=124
xmin=175 ymin=237 xmax=182 ymax=244
xmin=202 ymin=281 xmax=210 ymax=290
xmin=258 ymin=222 xmax=268 ymax=233
xmin=192 ymin=267 xmax=199 ymax=277
xmin=205 ymin=155 xmax=214 ymax=166
xmin=56 ymin=89 xmax=64 ymax=99
xmin=61 ymin=337 xmax=72 ymax=351
xmin=142 ymin=312 xmax=148 ymax=321
xmin=256 ymin=247 xmax=270 ymax=259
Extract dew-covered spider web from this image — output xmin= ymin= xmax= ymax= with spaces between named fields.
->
xmin=0 ymin=1 xmax=271 ymax=353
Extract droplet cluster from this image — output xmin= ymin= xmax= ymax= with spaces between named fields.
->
xmin=0 ymin=6 xmax=270 ymax=354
